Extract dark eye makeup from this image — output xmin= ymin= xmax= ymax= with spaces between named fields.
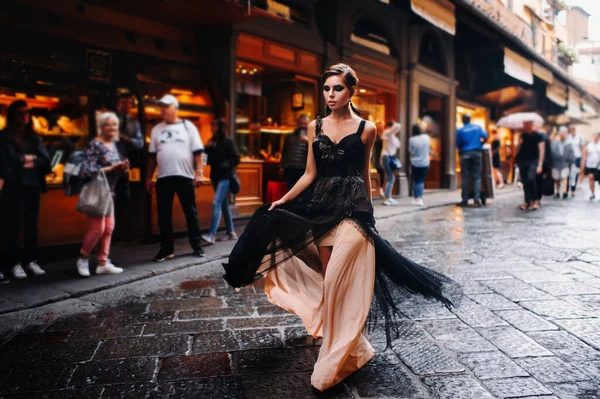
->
xmin=323 ymin=85 xmax=346 ymax=92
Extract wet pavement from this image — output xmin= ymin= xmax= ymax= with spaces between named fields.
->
xmin=1 ymin=190 xmax=600 ymax=398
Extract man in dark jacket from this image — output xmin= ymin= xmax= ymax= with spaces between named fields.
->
xmin=536 ymin=130 xmax=553 ymax=203
xmin=280 ymin=114 xmax=309 ymax=190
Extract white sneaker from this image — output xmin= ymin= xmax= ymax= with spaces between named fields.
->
xmin=96 ymin=261 xmax=123 ymax=275
xmin=77 ymin=258 xmax=90 ymax=277
xmin=25 ymin=261 xmax=45 ymax=276
xmin=201 ymin=233 xmax=216 ymax=244
xmin=382 ymin=200 xmax=391 ymax=206
xmin=416 ymin=198 xmax=425 ymax=206
xmin=218 ymin=232 xmax=238 ymax=241
xmin=389 ymin=198 xmax=399 ymax=205
xmin=12 ymin=264 xmax=27 ymax=280
xmin=410 ymin=198 xmax=417 ymax=205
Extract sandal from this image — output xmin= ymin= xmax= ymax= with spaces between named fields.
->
xmin=519 ymin=203 xmax=530 ymax=211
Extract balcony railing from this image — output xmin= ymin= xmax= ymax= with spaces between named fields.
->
xmin=467 ymin=0 xmax=534 ymax=49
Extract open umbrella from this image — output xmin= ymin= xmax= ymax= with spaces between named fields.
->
xmin=496 ymin=112 xmax=544 ymax=130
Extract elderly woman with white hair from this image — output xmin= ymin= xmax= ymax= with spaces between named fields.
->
xmin=76 ymin=112 xmax=130 ymax=276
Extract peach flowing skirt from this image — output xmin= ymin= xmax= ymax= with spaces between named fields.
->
xmin=263 ymin=220 xmax=376 ymax=391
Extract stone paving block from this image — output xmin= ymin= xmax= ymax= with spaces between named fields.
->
xmin=494 ymin=309 xmax=559 ymax=332
xmin=567 ymin=261 xmax=600 ymax=278
xmin=45 ymin=314 xmax=106 ymax=332
xmin=346 ymin=364 xmax=422 ymax=398
xmin=400 ymin=305 xmax=457 ymax=321
xmin=103 ymin=311 xmax=176 ymax=326
xmin=573 ymin=360 xmax=600 ymax=379
xmin=256 ymin=305 xmax=292 ymax=316
xmin=549 ymin=380 xmax=600 ymax=399
xmin=234 ymin=329 xmax=284 ymax=351
xmin=192 ymin=330 xmax=240 ymax=354
xmin=554 ymin=319 xmax=600 ymax=350
xmin=530 ymin=281 xmax=600 ymax=296
xmin=482 ymin=377 xmax=553 ymax=398
xmin=477 ymin=327 xmax=553 ymax=358
xmin=539 ymin=263 xmax=594 ymax=279
xmin=515 ymin=357 xmax=590 ymax=384
xmin=461 ymin=280 xmax=493 ymax=295
xmin=371 ymin=320 xmax=431 ymax=343
xmin=99 ymin=383 xmax=158 ymax=399
xmin=452 ymin=298 xmax=509 ymax=328
xmin=0 ymin=341 xmax=98 ymax=367
xmin=457 ymin=351 xmax=529 ymax=380
xmin=96 ymin=303 xmax=149 ymax=317
xmin=70 ymin=324 xmax=143 ymax=341
xmin=527 ymin=330 xmax=600 ymax=363
xmin=0 ymin=364 xmax=76 ymax=393
xmin=468 ymin=293 xmax=522 ymax=311
xmin=70 ymin=357 xmax=156 ymax=388
xmin=581 ymin=278 xmax=600 ymax=289
xmin=392 ymin=339 xmax=465 ymax=375
xmin=577 ymin=253 xmax=600 ymax=262
xmin=178 ymin=306 xmax=255 ymax=319
xmin=441 ymin=337 xmax=497 ymax=354
xmin=418 ymin=319 xmax=480 ymax=342
xmin=142 ymin=319 xmax=224 ymax=335
xmin=95 ymin=335 xmax=188 ymax=359
xmin=510 ymin=270 xmax=572 ymax=283
xmin=226 ymin=315 xmax=302 ymax=330
xmin=283 ymin=327 xmax=321 ymax=347
xmin=233 ymin=348 xmax=315 ymax=374
xmin=158 ymin=352 xmax=231 ymax=380
xmin=563 ymin=294 xmax=600 ymax=312
xmin=5 ymin=330 xmax=71 ymax=345
xmin=149 ymin=297 xmax=224 ymax=312
xmin=423 ymin=376 xmax=495 ymax=399
xmin=520 ymin=300 xmax=596 ymax=319
xmin=163 ymin=376 xmax=247 ymax=399
xmin=243 ymin=372 xmax=350 ymax=399
xmin=481 ymin=279 xmax=554 ymax=302
xmin=370 ymin=348 xmax=402 ymax=366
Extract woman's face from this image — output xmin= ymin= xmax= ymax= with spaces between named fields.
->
xmin=16 ymin=106 xmax=30 ymax=126
xmin=323 ymin=75 xmax=353 ymax=112
xmin=101 ymin=118 xmax=118 ymax=140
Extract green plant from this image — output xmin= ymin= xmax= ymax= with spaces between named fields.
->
xmin=557 ymin=41 xmax=578 ymax=63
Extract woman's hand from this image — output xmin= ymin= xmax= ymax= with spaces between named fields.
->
xmin=268 ymin=199 xmax=286 ymax=211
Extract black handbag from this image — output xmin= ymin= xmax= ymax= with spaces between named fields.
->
xmin=541 ymin=174 xmax=555 ymax=196
xmin=230 ymin=172 xmax=241 ymax=194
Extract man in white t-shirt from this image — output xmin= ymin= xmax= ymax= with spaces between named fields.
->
xmin=146 ymin=94 xmax=205 ymax=261
xmin=567 ymin=126 xmax=584 ymax=197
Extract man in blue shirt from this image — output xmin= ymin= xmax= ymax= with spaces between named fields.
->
xmin=456 ymin=114 xmax=488 ymax=207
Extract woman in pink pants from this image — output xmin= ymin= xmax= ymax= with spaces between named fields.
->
xmin=77 ymin=112 xmax=129 ymax=277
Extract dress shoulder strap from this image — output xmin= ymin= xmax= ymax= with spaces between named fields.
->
xmin=316 ymin=116 xmax=323 ymax=135
xmin=357 ymin=119 xmax=366 ymax=135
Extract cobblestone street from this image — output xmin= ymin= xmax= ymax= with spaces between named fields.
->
xmin=1 ymin=192 xmax=600 ymax=398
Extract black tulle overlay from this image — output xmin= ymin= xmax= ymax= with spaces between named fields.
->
xmin=223 ymin=118 xmax=462 ymax=346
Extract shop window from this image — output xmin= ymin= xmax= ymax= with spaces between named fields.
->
xmin=234 ymin=61 xmax=317 ymax=162
xmin=351 ymin=19 xmax=394 ymax=56
xmin=419 ymin=32 xmax=446 ymax=75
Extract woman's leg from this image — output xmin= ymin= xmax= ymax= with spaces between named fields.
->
xmin=95 ymin=212 xmax=115 ymax=265
xmin=317 ymin=246 xmax=332 ymax=274
xmin=209 ymin=180 xmax=229 ymax=235
xmin=589 ymin=173 xmax=596 ymax=194
xmin=382 ymin=156 xmax=394 ymax=199
xmin=219 ymin=181 xmax=235 ymax=234
xmin=80 ymin=215 xmax=107 ymax=259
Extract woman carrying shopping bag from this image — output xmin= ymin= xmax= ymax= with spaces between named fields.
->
xmin=201 ymin=117 xmax=241 ymax=244
xmin=76 ymin=112 xmax=129 ymax=277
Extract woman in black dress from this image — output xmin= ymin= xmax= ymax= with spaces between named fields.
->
xmin=491 ymin=130 xmax=505 ymax=188
xmin=223 ymin=64 xmax=461 ymax=391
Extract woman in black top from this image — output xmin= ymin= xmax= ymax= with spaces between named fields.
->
xmin=515 ymin=121 xmax=545 ymax=210
xmin=490 ymin=130 xmax=504 ymax=189
xmin=201 ymin=118 xmax=241 ymax=244
xmin=1 ymin=100 xmax=52 ymax=279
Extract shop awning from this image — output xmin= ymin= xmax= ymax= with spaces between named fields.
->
xmin=532 ymin=62 xmax=553 ymax=84
xmin=567 ymin=88 xmax=582 ymax=119
xmin=411 ymin=0 xmax=456 ymax=36
xmin=504 ymin=48 xmax=533 ymax=85
xmin=546 ymin=80 xmax=567 ymax=107
xmin=582 ymin=100 xmax=596 ymax=114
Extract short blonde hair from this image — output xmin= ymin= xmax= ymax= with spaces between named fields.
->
xmin=97 ymin=112 xmax=120 ymax=137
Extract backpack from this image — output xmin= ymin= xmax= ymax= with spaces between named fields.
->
xmin=62 ymin=150 xmax=86 ymax=196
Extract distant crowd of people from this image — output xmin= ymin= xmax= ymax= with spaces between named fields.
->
xmin=0 ymin=94 xmax=241 ymax=283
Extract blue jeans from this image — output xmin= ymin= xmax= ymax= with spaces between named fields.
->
xmin=460 ymin=150 xmax=483 ymax=202
xmin=382 ymin=155 xmax=396 ymax=198
xmin=209 ymin=179 xmax=235 ymax=235
xmin=412 ymin=166 xmax=428 ymax=199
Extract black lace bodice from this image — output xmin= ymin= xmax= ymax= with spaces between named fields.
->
xmin=312 ymin=118 xmax=366 ymax=178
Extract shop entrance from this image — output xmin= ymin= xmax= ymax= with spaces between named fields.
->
xmin=419 ymin=90 xmax=446 ymax=189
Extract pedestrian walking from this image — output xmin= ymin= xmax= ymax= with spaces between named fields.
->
xmin=567 ymin=126 xmax=584 ymax=197
xmin=380 ymin=121 xmax=401 ymax=206
xmin=536 ymin=130 xmax=553 ymax=202
xmin=145 ymin=94 xmax=206 ymax=262
xmin=280 ymin=114 xmax=309 ymax=191
xmin=550 ymin=127 xmax=574 ymax=199
xmin=76 ymin=112 xmax=129 ymax=277
xmin=490 ymin=130 xmax=505 ymax=188
xmin=372 ymin=127 xmax=386 ymax=198
xmin=0 ymin=100 xmax=52 ymax=280
xmin=516 ymin=121 xmax=546 ymax=210
xmin=456 ymin=114 xmax=488 ymax=207
xmin=409 ymin=123 xmax=430 ymax=206
xmin=114 ymin=93 xmax=144 ymax=222
xmin=223 ymin=64 xmax=461 ymax=392
xmin=201 ymin=118 xmax=241 ymax=244
xmin=580 ymin=132 xmax=600 ymax=200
